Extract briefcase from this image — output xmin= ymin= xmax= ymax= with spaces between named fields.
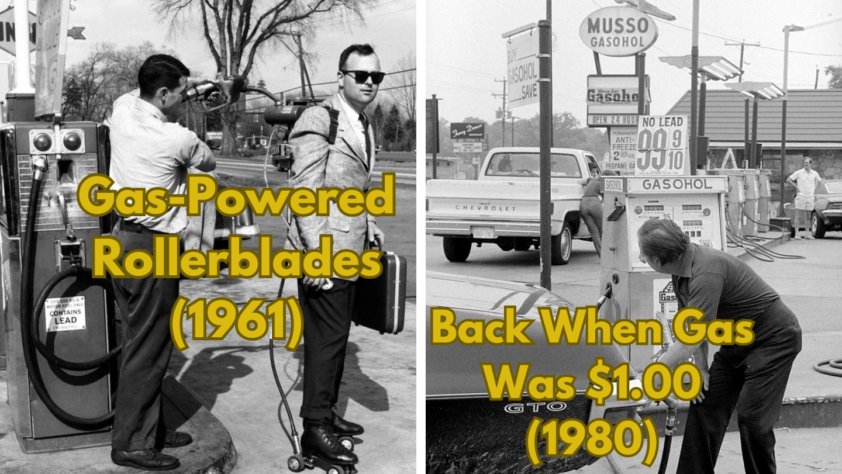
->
xmin=354 ymin=252 xmax=406 ymax=335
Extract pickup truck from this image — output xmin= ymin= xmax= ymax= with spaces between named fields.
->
xmin=426 ymin=147 xmax=601 ymax=265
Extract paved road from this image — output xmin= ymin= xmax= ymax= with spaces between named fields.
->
xmin=215 ymin=157 xmax=417 ymax=186
xmin=426 ymin=234 xmax=605 ymax=306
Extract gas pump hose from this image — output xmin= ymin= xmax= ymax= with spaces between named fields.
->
xmin=598 ymin=284 xmax=677 ymax=474
xmin=19 ymin=158 xmax=117 ymax=428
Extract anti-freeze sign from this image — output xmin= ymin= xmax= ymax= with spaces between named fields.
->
xmin=506 ymin=30 xmax=539 ymax=109
xmin=635 ymin=115 xmax=688 ymax=176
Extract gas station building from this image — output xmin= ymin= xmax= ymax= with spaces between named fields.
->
xmin=667 ymin=88 xmax=842 ymax=207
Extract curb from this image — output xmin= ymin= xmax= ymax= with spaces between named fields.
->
xmin=638 ymin=394 xmax=842 ymax=436
xmin=161 ymin=375 xmax=238 ymax=474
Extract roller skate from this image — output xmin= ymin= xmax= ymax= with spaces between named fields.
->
xmin=287 ymin=420 xmax=358 ymax=474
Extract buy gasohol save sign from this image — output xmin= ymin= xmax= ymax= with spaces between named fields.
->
xmin=635 ymin=115 xmax=688 ymax=176
xmin=45 ymin=296 xmax=86 ymax=332
xmin=506 ymin=31 xmax=539 ymax=109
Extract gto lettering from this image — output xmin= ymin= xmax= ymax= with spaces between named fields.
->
xmin=504 ymin=401 xmax=568 ymax=414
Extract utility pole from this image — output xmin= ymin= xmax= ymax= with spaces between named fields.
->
xmin=296 ymin=33 xmax=306 ymax=97
xmin=724 ymin=40 xmax=760 ymax=82
xmin=815 ymin=65 xmax=820 ymax=89
xmin=493 ymin=78 xmax=507 ymax=146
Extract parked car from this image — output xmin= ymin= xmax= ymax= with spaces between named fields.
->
xmin=426 ymin=272 xmax=648 ymax=473
xmin=811 ymin=179 xmax=842 ymax=238
xmin=270 ymin=145 xmax=292 ymax=172
xmin=783 ymin=179 xmax=842 ymax=239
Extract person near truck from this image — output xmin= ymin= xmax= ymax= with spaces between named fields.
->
xmin=638 ymin=218 xmax=802 ymax=474
xmin=786 ymin=157 xmax=822 ymax=239
xmin=285 ymin=43 xmax=386 ymax=467
xmin=108 ymin=54 xmax=216 ymax=470
xmin=579 ymin=165 xmax=618 ymax=258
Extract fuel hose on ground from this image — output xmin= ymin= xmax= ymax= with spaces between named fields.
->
xmin=19 ymin=157 xmax=119 ymax=428
xmin=599 ymin=283 xmax=677 ymax=474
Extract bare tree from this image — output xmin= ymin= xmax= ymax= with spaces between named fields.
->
xmin=62 ymin=42 xmax=170 ymax=122
xmin=153 ymin=0 xmax=376 ymax=155
xmin=387 ymin=50 xmax=416 ymax=149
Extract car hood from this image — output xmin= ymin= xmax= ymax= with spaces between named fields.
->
xmin=427 ymin=272 xmax=635 ymax=397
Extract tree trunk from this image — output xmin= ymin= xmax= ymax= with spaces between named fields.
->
xmin=221 ymin=107 xmax=238 ymax=155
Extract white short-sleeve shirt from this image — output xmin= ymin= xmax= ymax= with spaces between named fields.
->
xmin=109 ymin=92 xmax=214 ymax=233
xmin=789 ymin=168 xmax=821 ymax=198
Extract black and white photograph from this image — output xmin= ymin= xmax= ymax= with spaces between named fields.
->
xmin=426 ymin=1 xmax=842 ymax=473
xmin=0 ymin=1 xmax=416 ymax=473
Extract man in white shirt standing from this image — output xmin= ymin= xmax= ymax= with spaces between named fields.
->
xmin=786 ymin=157 xmax=822 ymax=239
xmin=109 ymin=54 xmax=216 ymax=471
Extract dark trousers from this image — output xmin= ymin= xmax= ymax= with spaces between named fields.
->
xmin=297 ymin=278 xmax=357 ymax=422
xmin=580 ymin=196 xmax=603 ymax=257
xmin=111 ymin=223 xmax=179 ymax=451
xmin=677 ymin=300 xmax=802 ymax=474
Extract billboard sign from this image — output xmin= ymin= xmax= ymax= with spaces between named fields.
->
xmin=580 ymin=6 xmax=659 ymax=57
xmin=0 ymin=8 xmax=37 ymax=56
xmin=451 ymin=123 xmax=485 ymax=139
xmin=506 ymin=30 xmax=539 ymax=109
xmin=35 ymin=0 xmax=70 ymax=118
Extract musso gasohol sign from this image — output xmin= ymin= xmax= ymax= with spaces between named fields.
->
xmin=579 ymin=6 xmax=658 ymax=57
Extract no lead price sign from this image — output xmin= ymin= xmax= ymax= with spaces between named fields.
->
xmin=635 ymin=115 xmax=688 ymax=176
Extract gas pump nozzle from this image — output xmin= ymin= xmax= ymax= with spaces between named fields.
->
xmin=182 ymin=75 xmax=251 ymax=112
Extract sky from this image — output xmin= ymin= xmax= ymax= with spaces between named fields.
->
xmin=427 ymin=0 xmax=842 ymax=126
xmin=0 ymin=0 xmax=416 ymax=100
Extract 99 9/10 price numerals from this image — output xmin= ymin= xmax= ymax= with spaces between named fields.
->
xmin=637 ymin=127 xmax=685 ymax=171
xmin=525 ymin=416 xmax=660 ymax=468
xmin=169 ymin=296 xmax=303 ymax=352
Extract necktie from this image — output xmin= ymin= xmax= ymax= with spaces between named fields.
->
xmin=360 ymin=113 xmax=372 ymax=163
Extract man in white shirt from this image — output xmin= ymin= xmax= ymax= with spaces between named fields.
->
xmin=109 ymin=54 xmax=215 ymax=471
xmin=786 ymin=157 xmax=822 ymax=239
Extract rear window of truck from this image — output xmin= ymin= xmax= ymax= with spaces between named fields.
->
xmin=485 ymin=153 xmax=582 ymax=178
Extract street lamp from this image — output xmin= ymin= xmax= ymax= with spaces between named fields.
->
xmin=724 ymin=82 xmax=784 ymax=168
xmin=780 ymin=17 xmax=842 ymax=216
xmin=661 ymin=56 xmax=742 ymax=163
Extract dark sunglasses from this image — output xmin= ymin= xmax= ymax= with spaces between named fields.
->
xmin=341 ymin=70 xmax=386 ymax=85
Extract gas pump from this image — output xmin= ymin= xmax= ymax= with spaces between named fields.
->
xmin=709 ymin=169 xmax=746 ymax=238
xmin=598 ymin=175 xmax=728 ymax=369
xmin=742 ymin=169 xmax=760 ymax=236
xmin=2 ymin=121 xmax=118 ymax=452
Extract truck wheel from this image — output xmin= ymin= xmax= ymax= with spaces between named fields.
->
xmin=443 ymin=237 xmax=471 ymax=262
xmin=812 ymin=212 xmax=827 ymax=239
xmin=551 ymin=223 xmax=572 ymax=265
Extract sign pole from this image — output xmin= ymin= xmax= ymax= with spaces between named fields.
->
xmin=432 ymin=95 xmax=438 ymax=179
xmin=637 ymin=54 xmax=646 ymax=116
xmin=11 ymin=0 xmax=33 ymax=94
xmin=539 ymin=17 xmax=552 ymax=290
xmin=689 ymin=0 xmax=700 ymax=175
